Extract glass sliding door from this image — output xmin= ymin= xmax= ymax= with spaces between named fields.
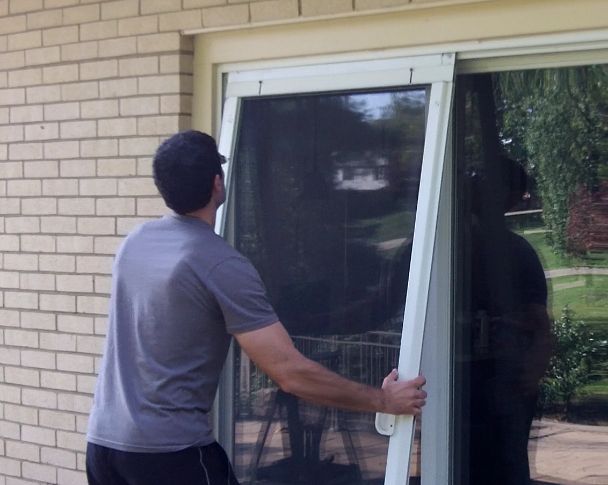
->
xmin=215 ymin=54 xmax=454 ymax=485
xmin=454 ymin=67 xmax=608 ymax=485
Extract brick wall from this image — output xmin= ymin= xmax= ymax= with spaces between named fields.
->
xmin=0 ymin=0 xmax=464 ymax=483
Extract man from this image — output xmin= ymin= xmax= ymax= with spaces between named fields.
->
xmin=86 ymin=130 xmax=426 ymax=485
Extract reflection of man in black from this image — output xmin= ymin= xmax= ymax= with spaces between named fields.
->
xmin=469 ymin=157 xmax=553 ymax=485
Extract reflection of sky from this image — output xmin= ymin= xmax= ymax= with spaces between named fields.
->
xmin=352 ymin=90 xmax=426 ymax=120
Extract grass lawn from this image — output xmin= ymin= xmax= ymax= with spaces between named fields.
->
xmin=521 ymin=231 xmax=608 ymax=270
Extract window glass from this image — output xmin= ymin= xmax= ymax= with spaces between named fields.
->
xmin=228 ymin=88 xmax=428 ymax=484
xmin=454 ymin=67 xmax=608 ymax=485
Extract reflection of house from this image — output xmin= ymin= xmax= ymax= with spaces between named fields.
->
xmin=568 ymin=181 xmax=608 ymax=252
xmin=333 ymin=152 xmax=389 ymax=191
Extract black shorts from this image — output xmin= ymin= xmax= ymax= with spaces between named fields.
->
xmin=86 ymin=441 xmax=240 ymax=485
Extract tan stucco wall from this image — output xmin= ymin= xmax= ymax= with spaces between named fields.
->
xmin=0 ymin=0 xmax=607 ymax=484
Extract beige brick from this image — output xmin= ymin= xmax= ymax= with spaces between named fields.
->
xmin=7 ymin=180 xmax=42 ymax=196
xmin=0 ymin=14 xmax=26 ymax=35
xmin=202 ymin=4 xmax=249 ymax=28
xmin=60 ymin=120 xmax=96 ymax=139
xmin=3 ymin=253 xmax=38 ymax=270
xmin=99 ymin=36 xmax=137 ymax=58
xmin=355 ymin=0 xmax=409 ymax=7
xmin=39 ymin=293 xmax=75 ymax=312
xmin=21 ymin=425 xmax=56 ymax=446
xmin=97 ymin=158 xmax=136 ymax=176
xmin=80 ymin=59 xmax=118 ymax=80
xmin=79 ymin=178 xmax=117 ymax=196
xmin=39 ymin=254 xmax=75 ymax=272
xmin=118 ymin=56 xmax=158 ymax=77
xmin=0 ymin=420 xmax=21 ymax=440
xmin=8 ymin=68 xmax=42 ymax=89
xmin=120 ymin=96 xmax=159 ymax=116
xmin=77 ymin=217 xmax=115 ymax=235
xmin=118 ymin=15 xmax=158 ymax=36
xmin=137 ymin=197 xmax=167 ymax=216
xmin=0 ymin=381 xmax=21 ymax=402
xmin=58 ymin=198 xmax=95 ymax=215
xmin=26 ymin=84 xmax=61 ymax=104
xmin=21 ymin=234 xmax=56 ymax=251
xmin=0 ymin=87 xmax=26 ymax=106
xmin=80 ymin=20 xmax=117 ymax=41
xmin=136 ymin=32 xmax=181 ymax=54
xmin=8 ymin=30 xmax=41 ymax=50
xmin=58 ymin=467 xmax=87 ymax=483
xmin=63 ymin=4 xmax=99 ymax=24
xmin=0 ymin=106 xmax=8 ymax=123
xmin=118 ymin=176 xmax=157 ymax=196
xmin=5 ymin=404 xmax=38 ymax=425
xmin=20 ymin=311 xmax=56 ymax=330
xmin=61 ymin=41 xmax=98 ymax=62
xmin=9 ymin=142 xmax=42 ymax=160
xmin=24 ymin=160 xmax=59 ymax=178
xmin=251 ymin=0 xmax=298 ymax=22
xmin=81 ymin=139 xmax=118 ymax=157
xmin=184 ymin=0 xmax=225 ymax=7
xmin=0 ymin=345 xmax=20 ymax=364
xmin=6 ymin=440 xmax=40 ymax=463
xmin=95 ymin=197 xmax=135 ymax=215
xmin=0 ymin=271 xmax=19 ymax=289
xmin=4 ymin=291 xmax=38 ymax=310
xmin=44 ymin=102 xmax=79 ymax=121
xmin=43 ymin=179 xmax=79 ymax=196
xmin=77 ymin=295 xmax=109 ymax=315
xmin=0 ymin=144 xmax=7 ymax=160
xmin=59 ymin=159 xmax=95 ymax=177
xmin=43 ymin=25 xmax=78 ymax=46
xmin=57 ymin=314 xmax=93 ymax=334
xmin=159 ymin=10 xmax=203 ymax=31
xmin=10 ymin=0 xmax=43 ymax=14
xmin=57 ymin=354 xmax=93 ymax=373
xmin=99 ymin=77 xmax=137 ymax=98
xmin=101 ymin=0 xmax=138 ymax=20
xmin=98 ymin=117 xmax=136 ymax=137
xmin=5 ymin=216 xmax=40 ymax=234
xmin=5 ymin=329 xmax=39 ymax=347
xmin=81 ymin=99 xmax=119 ymax=118
xmin=0 ymin=308 xmax=20 ymax=326
xmin=40 ymin=332 xmax=76 ymax=352
xmin=57 ymin=274 xmax=93 ymax=293
xmin=117 ymin=216 xmax=154 ymax=235
xmin=301 ymin=0 xmax=352 ymax=16
xmin=41 ymin=447 xmax=76 ymax=468
xmin=5 ymin=366 xmax=39 ymax=387
xmin=20 ymin=272 xmax=55 ymax=291
xmin=41 ymin=371 xmax=76 ymax=391
xmin=41 ymin=216 xmax=76 ymax=233
xmin=43 ymin=64 xmax=78 ymax=84
xmin=24 ymin=122 xmax=59 ymax=141
xmin=0 ymin=0 xmax=7 ymax=14
xmin=57 ymin=235 xmax=93 ymax=253
xmin=39 ymin=409 xmax=74 ymax=431
xmin=0 ymin=51 xmax=26 ymax=70
xmin=0 ymin=161 xmax=23 ymax=178
xmin=0 ymin=125 xmax=23 ymax=142
xmin=45 ymin=0 xmax=79 ymax=7
xmin=160 ymin=53 xmax=193 ymax=74
xmin=93 ymin=236 xmax=122 ymax=254
xmin=44 ymin=140 xmax=79 ymax=159
xmin=94 ymin=274 xmax=112 ymax=293
xmin=137 ymin=115 xmax=182 ymax=135
xmin=0 ymin=71 xmax=6 ymax=88
xmin=27 ymin=8 xmax=63 ymax=29
xmin=21 ymin=350 xmax=55 ymax=369
xmin=76 ymin=255 xmax=112 ymax=273
xmin=0 ymin=235 xmax=19 ymax=250
xmin=25 ymin=45 xmax=61 ymax=66
xmin=0 ymin=456 xmax=21 ymax=477
xmin=141 ymin=0 xmax=181 ymax=15
xmin=22 ymin=197 xmax=58 ymax=216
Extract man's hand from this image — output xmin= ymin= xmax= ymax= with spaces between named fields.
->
xmin=381 ymin=370 xmax=427 ymax=416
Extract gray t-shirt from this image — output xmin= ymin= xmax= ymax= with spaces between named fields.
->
xmin=87 ymin=214 xmax=278 ymax=453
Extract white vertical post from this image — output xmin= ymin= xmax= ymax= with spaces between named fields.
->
xmin=383 ymin=80 xmax=453 ymax=485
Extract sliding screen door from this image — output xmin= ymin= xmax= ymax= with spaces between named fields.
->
xmin=215 ymin=55 xmax=454 ymax=485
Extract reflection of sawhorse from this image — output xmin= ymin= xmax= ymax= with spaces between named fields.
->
xmin=249 ymin=388 xmax=362 ymax=484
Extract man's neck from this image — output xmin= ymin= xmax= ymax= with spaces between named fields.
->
xmin=185 ymin=206 xmax=216 ymax=229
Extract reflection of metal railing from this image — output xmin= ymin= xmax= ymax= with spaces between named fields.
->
xmin=238 ymin=332 xmax=401 ymax=420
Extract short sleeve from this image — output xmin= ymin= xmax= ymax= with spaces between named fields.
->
xmin=205 ymin=256 xmax=279 ymax=335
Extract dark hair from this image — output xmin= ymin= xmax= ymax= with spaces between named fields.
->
xmin=153 ymin=130 xmax=223 ymax=214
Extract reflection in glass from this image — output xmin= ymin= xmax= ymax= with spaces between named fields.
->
xmin=228 ymin=88 xmax=428 ymax=484
xmin=455 ymin=68 xmax=608 ymax=485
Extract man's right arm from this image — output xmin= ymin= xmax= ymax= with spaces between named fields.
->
xmin=234 ymin=321 xmax=426 ymax=415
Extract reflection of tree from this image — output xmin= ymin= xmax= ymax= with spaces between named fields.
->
xmin=495 ymin=66 xmax=608 ymax=254
xmin=234 ymin=90 xmax=425 ymax=336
